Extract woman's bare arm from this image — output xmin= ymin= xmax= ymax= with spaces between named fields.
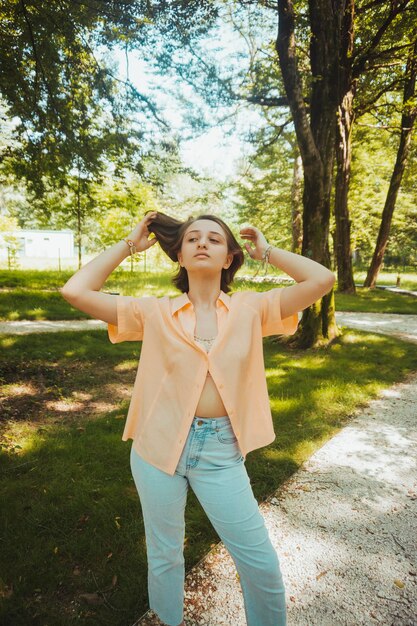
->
xmin=264 ymin=246 xmax=335 ymax=318
xmin=60 ymin=211 xmax=158 ymax=324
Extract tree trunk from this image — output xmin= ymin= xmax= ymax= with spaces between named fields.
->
xmin=335 ymin=93 xmax=356 ymax=293
xmin=334 ymin=0 xmax=356 ymax=294
xmin=363 ymin=129 xmax=415 ymax=287
xmin=291 ymin=153 xmax=303 ymax=254
xmin=77 ymin=170 xmax=82 ymax=270
xmin=277 ymin=0 xmax=342 ymax=347
xmin=364 ymin=38 xmax=417 ymax=288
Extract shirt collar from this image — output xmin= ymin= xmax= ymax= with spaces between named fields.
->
xmin=171 ymin=290 xmax=231 ymax=315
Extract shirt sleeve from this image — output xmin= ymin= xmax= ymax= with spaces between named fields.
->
xmin=107 ymin=295 xmax=146 ymax=343
xmin=254 ymin=288 xmax=299 ymax=337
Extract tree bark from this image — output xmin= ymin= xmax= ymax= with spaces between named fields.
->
xmin=364 ymin=37 xmax=417 ymax=288
xmin=77 ymin=170 xmax=82 ymax=270
xmin=276 ymin=0 xmax=342 ymax=347
xmin=334 ymin=0 xmax=356 ymax=294
xmin=291 ymin=153 xmax=303 ymax=254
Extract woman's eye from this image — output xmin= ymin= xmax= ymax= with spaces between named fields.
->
xmin=188 ymin=237 xmax=219 ymax=243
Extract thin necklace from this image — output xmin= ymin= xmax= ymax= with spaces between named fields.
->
xmin=194 ymin=334 xmax=216 ymax=341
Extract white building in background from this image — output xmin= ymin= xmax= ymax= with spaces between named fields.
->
xmin=0 ymin=229 xmax=75 ymax=259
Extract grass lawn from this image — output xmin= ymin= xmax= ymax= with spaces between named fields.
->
xmin=353 ymin=270 xmax=417 ymax=291
xmin=1 ymin=326 xmax=416 ymax=625
xmin=0 ymin=269 xmax=416 ymax=320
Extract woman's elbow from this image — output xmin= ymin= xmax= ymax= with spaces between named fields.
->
xmin=60 ymin=286 xmax=79 ymax=304
xmin=318 ymin=271 xmax=336 ymax=295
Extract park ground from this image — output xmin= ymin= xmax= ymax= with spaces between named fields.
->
xmin=0 ymin=268 xmax=416 ymax=626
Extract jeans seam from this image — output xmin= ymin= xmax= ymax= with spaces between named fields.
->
xmin=186 ymin=433 xmax=205 ymax=470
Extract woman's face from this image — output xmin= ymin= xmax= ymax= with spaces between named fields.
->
xmin=178 ymin=219 xmax=233 ymax=275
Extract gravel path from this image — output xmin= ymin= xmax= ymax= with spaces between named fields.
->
xmin=2 ymin=312 xmax=417 ymax=625
xmin=0 ymin=318 xmax=106 ymax=334
xmin=336 ymin=312 xmax=417 ymax=344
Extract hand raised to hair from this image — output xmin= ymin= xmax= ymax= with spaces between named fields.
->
xmin=239 ymin=225 xmax=269 ymax=261
xmin=127 ymin=211 xmax=159 ymax=253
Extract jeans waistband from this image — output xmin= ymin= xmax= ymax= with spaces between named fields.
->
xmin=192 ymin=415 xmax=231 ymax=429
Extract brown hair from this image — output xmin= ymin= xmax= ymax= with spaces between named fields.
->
xmin=146 ymin=210 xmax=245 ymax=293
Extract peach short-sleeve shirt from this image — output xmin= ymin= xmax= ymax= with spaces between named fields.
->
xmin=108 ymin=288 xmax=298 ymax=475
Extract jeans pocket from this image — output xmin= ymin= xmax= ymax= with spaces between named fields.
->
xmin=216 ymin=427 xmax=238 ymax=444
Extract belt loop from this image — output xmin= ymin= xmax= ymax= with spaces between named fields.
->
xmin=210 ymin=418 xmax=217 ymax=431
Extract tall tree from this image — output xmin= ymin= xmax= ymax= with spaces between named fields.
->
xmin=334 ymin=0 xmax=415 ymax=293
xmin=364 ymin=36 xmax=417 ymax=287
xmin=276 ymin=0 xmax=341 ymax=347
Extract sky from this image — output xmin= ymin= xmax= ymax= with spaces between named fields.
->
xmin=112 ymin=23 xmax=266 ymax=181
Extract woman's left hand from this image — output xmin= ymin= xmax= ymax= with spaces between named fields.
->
xmin=239 ymin=225 xmax=269 ymax=261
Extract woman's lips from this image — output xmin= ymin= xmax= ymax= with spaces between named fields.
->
xmin=194 ymin=253 xmax=210 ymax=257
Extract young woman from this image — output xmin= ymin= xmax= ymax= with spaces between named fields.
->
xmin=61 ymin=210 xmax=335 ymax=626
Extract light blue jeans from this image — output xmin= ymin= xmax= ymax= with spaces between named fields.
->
xmin=130 ymin=415 xmax=287 ymax=626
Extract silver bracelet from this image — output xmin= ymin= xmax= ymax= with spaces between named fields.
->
xmin=254 ymin=244 xmax=273 ymax=277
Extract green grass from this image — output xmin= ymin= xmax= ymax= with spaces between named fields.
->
xmin=354 ymin=270 xmax=417 ymax=291
xmin=0 ymin=269 xmax=416 ymax=320
xmin=1 ymin=327 xmax=417 ymax=625
xmin=0 ymin=270 xmax=178 ymax=321
xmin=0 ymin=289 xmax=86 ymax=321
xmin=335 ymin=287 xmax=417 ymax=314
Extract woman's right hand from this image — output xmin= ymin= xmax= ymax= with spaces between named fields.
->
xmin=127 ymin=211 xmax=159 ymax=253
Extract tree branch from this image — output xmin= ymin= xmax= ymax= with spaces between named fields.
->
xmin=245 ymin=95 xmax=290 ymax=106
xmin=353 ymin=0 xmax=412 ymax=78
xmin=366 ymin=41 xmax=416 ymax=59
xmin=356 ymin=0 xmax=392 ymax=15
xmin=276 ymin=0 xmax=320 ymax=168
xmin=52 ymin=0 xmax=170 ymax=129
